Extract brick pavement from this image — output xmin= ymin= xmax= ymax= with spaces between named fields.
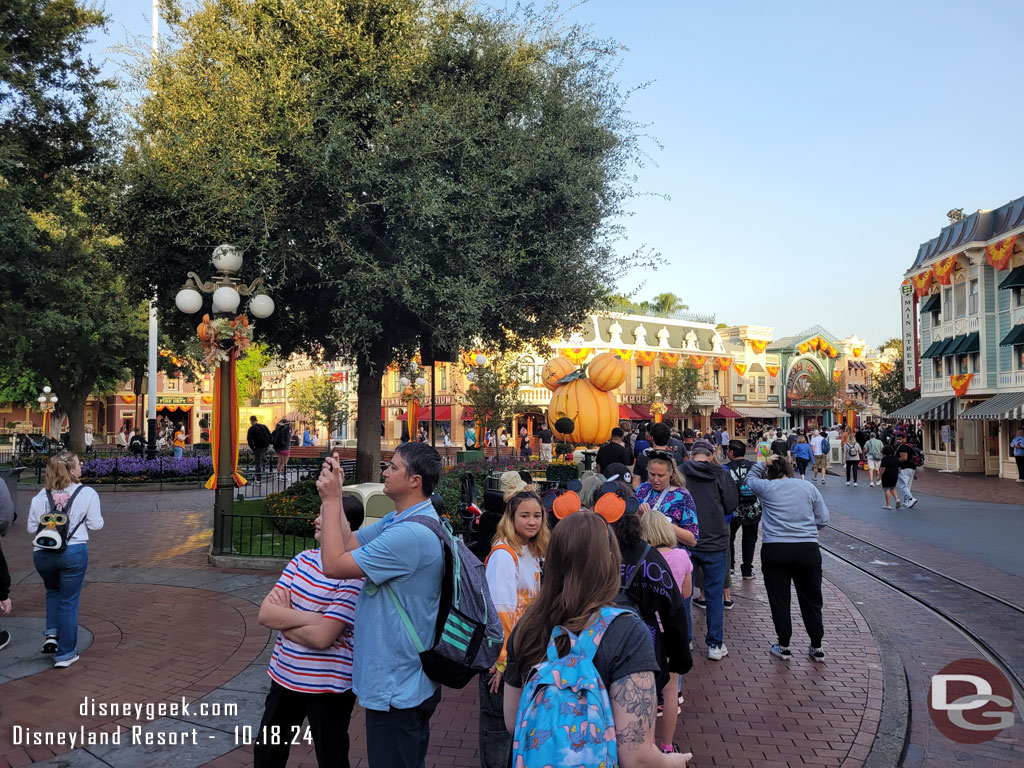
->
xmin=909 ymin=466 xmax=1022 ymax=504
xmin=0 ymin=488 xmax=883 ymax=768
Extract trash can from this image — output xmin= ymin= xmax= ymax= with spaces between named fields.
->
xmin=0 ymin=466 xmax=25 ymax=519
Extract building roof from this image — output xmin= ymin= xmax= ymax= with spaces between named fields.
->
xmin=909 ymin=195 xmax=1024 ymax=272
xmin=767 ymin=325 xmax=841 ymax=351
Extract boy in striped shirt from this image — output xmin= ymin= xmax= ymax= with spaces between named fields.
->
xmin=255 ymin=496 xmax=365 ymax=768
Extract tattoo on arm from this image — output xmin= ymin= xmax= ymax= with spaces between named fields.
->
xmin=610 ymin=672 xmax=657 ymax=751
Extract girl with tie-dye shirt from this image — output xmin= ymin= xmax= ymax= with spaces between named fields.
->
xmin=479 ymin=490 xmax=549 ymax=768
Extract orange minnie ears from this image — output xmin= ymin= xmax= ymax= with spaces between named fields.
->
xmin=546 ymin=480 xmax=634 ymax=524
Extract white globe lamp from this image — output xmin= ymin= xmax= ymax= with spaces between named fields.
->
xmin=43 ymin=386 xmax=52 ymax=394
xmin=415 ymin=377 xmax=426 ymax=388
xmin=475 ymin=353 xmax=488 ymax=367
xmin=175 ymin=288 xmax=204 ymax=314
xmin=212 ymin=286 xmax=241 ymax=314
xmin=212 ymin=244 xmax=243 ymax=274
xmin=38 ymin=395 xmax=47 ymax=404
xmin=249 ymin=294 xmax=275 ymax=318
xmin=399 ymin=376 xmax=411 ymax=388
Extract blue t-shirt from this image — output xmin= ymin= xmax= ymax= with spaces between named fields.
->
xmin=1012 ymin=436 xmax=1024 ymax=457
xmin=791 ymin=443 xmax=814 ymax=463
xmin=352 ymin=499 xmax=443 ymax=710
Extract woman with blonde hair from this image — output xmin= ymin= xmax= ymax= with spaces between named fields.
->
xmin=26 ymin=452 xmax=104 ymax=668
xmin=479 ymin=486 xmax=548 ymax=768
xmin=502 ymin=511 xmax=692 ymax=766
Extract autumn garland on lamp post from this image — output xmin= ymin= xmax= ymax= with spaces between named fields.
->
xmin=174 ymin=245 xmax=274 ymax=552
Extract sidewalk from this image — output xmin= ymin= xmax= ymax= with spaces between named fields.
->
xmin=909 ymin=466 xmax=1022 ymax=504
xmin=1 ymin=489 xmax=883 ymax=768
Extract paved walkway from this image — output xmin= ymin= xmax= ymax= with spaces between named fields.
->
xmin=2 ymin=487 xmax=880 ymax=767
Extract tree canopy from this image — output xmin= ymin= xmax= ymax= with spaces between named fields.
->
xmin=119 ymin=0 xmax=647 ymax=478
xmin=290 ymin=373 xmax=349 ymax=439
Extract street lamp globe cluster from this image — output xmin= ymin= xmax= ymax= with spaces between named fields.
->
xmin=173 ymin=244 xmax=274 ymax=551
xmin=37 ymin=385 xmax=58 ymax=436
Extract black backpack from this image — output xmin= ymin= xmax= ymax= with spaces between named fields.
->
xmin=729 ymin=464 xmax=762 ymax=525
xmin=271 ymin=425 xmax=289 ymax=450
xmin=33 ymin=487 xmax=86 ymax=551
xmin=614 ymin=544 xmax=651 ymax=616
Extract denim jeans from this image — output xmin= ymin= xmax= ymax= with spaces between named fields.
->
xmin=478 ymin=673 xmax=511 ymax=768
xmin=365 ymin=687 xmax=441 ymax=768
xmin=33 ymin=544 xmax=89 ymax=661
xmin=173 ymin=446 xmax=183 ymax=459
xmin=689 ymin=548 xmax=727 ymax=646
xmin=254 ymin=448 xmax=267 ymax=482
xmin=896 ymin=468 xmax=915 ymax=504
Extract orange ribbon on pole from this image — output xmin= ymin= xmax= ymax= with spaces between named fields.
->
xmin=207 ymin=349 xmax=246 ymax=490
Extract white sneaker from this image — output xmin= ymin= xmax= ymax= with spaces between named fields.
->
xmin=708 ymin=644 xmax=728 ymax=661
xmin=853 ymin=482 xmax=858 ymax=487
xmin=870 ymin=482 xmax=875 ymax=487
xmin=54 ymin=654 xmax=80 ymax=668
xmin=845 ymin=481 xmax=850 ymax=486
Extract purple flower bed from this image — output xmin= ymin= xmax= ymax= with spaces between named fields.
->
xmin=81 ymin=455 xmax=213 ymax=483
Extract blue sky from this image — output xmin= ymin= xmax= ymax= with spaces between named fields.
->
xmin=86 ymin=0 xmax=1024 ymax=347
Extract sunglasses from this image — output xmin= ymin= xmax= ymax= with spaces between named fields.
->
xmin=643 ymin=449 xmax=676 ymax=463
xmin=40 ymin=513 xmax=67 ymax=526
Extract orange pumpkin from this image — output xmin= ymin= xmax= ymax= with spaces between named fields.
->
xmin=588 ymin=352 xmax=627 ymax=392
xmin=548 ymin=378 xmax=617 ymax=445
xmin=541 ymin=357 xmax=577 ymax=391
xmin=196 ymin=314 xmax=213 ymax=343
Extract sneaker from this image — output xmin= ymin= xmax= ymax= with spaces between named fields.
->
xmin=845 ymin=481 xmax=850 ymax=486
xmin=723 ymin=599 xmax=735 ymax=610
xmin=0 ymin=630 xmax=10 ymax=652
xmin=688 ymin=640 xmax=693 ymax=650
xmin=708 ymin=644 xmax=728 ymax=661
xmin=769 ymin=643 xmax=792 ymax=660
xmin=895 ymin=501 xmax=902 ymax=509
xmin=907 ymin=498 xmax=918 ymax=509
xmin=741 ymin=570 xmax=754 ymax=580
xmin=808 ymin=646 xmax=826 ymax=662
xmin=870 ymin=482 xmax=875 ymax=487
xmin=660 ymin=743 xmax=682 ymax=754
xmin=883 ymin=505 xmax=892 ymax=510
xmin=42 ymin=636 xmax=58 ymax=654
xmin=54 ymin=654 xmax=80 ymax=668
xmin=853 ymin=482 xmax=858 ymax=487
xmin=693 ymin=597 xmax=707 ymax=610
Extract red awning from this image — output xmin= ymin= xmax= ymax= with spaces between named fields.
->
xmin=381 ymin=408 xmax=386 ymax=420
xmin=712 ymin=405 xmax=741 ymax=419
xmin=632 ymin=405 xmax=651 ymax=419
xmin=397 ymin=406 xmax=452 ymax=422
xmin=618 ymin=404 xmax=639 ymax=420
xmin=462 ymin=407 xmax=474 ymax=421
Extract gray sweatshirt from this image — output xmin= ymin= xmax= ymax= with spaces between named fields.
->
xmin=747 ymin=462 xmax=829 ymax=543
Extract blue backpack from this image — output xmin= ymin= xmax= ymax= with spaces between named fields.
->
xmin=511 ymin=606 xmax=627 ymax=767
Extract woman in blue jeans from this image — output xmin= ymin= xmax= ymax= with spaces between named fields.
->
xmin=27 ymin=452 xmax=104 ymax=668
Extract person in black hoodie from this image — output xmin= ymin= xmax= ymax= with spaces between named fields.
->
xmin=0 ymin=479 xmax=12 ymax=652
xmin=681 ymin=440 xmax=739 ymax=661
xmin=599 ymin=482 xmax=692 ymax=714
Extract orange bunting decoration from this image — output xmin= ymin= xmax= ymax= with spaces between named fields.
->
xmin=912 ymin=271 xmax=934 ymax=297
xmin=748 ymin=340 xmax=768 ymax=354
xmin=766 ymin=365 xmax=780 ymax=378
xmin=716 ymin=357 xmax=733 ymax=370
xmin=832 ymin=370 xmax=841 ymax=383
xmin=809 ymin=337 xmax=820 ymax=351
xmin=610 ymin=348 xmax=634 ymax=360
xmin=659 ymin=352 xmax=681 ymax=368
xmin=986 ymin=235 xmax=1017 ymax=271
xmin=827 ymin=346 xmax=838 ymax=358
xmin=121 ymin=394 xmax=136 ymax=404
xmin=852 ymin=347 xmax=863 ymax=357
xmin=932 ymin=254 xmax=957 ymax=285
xmin=797 ymin=342 xmax=810 ymax=355
xmin=733 ymin=363 xmax=748 ymax=377
xmin=689 ymin=355 xmax=708 ymax=369
xmin=950 ymin=373 xmax=973 ymax=397
xmin=634 ymin=351 xmax=658 ymax=367
xmin=201 ymin=395 xmax=213 ymax=404
xmin=560 ymin=347 xmax=592 ymax=365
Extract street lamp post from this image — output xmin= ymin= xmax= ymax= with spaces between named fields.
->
xmin=37 ymin=386 xmax=58 ymax=439
xmin=175 ymin=245 xmax=274 ymax=552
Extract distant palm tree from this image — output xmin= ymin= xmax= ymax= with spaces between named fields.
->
xmin=651 ymin=292 xmax=688 ymax=314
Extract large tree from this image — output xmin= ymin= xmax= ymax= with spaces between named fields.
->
xmin=119 ymin=0 xmax=645 ymax=480
xmin=290 ymin=373 xmax=349 ymax=440
xmin=0 ymin=0 xmax=155 ymax=452
xmin=872 ymin=337 xmax=916 ymax=415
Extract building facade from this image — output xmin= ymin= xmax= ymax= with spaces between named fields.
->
xmin=892 ymin=196 xmax=1024 ymax=478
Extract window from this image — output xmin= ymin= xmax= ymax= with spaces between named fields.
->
xmin=957 ymin=355 xmax=969 ymax=375
xmin=439 ymin=366 xmax=447 ymax=391
xmin=1014 ymin=287 xmax=1024 ymax=308
xmin=713 ymin=370 xmax=720 ymax=390
xmin=757 ymin=376 xmax=766 ymax=394
xmin=1016 ymin=345 xmax=1024 ymax=370
xmin=968 ymin=279 xmax=978 ymax=315
xmin=769 ymin=381 xmax=776 ymax=395
xmin=636 ymin=366 xmax=644 ymax=390
xmin=166 ymin=377 xmax=180 ymax=392
xmin=954 ymin=281 xmax=967 ymax=319
xmin=735 ymin=377 xmax=744 ymax=394
xmin=945 ymin=356 xmax=955 ymax=376
xmin=942 ymin=286 xmax=953 ymax=321
xmin=933 ymin=358 xmax=942 ymax=379
xmin=748 ymin=378 xmax=755 ymax=394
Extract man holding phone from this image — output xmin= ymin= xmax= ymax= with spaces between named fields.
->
xmin=316 ymin=442 xmax=444 ymax=768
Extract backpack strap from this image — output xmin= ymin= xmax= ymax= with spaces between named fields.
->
xmin=486 ymin=543 xmax=519 ymax=569
xmin=573 ymin=606 xmax=633 ymax=660
xmin=622 ymin=544 xmax=650 ymax=592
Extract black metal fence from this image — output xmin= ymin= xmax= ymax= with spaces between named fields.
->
xmin=216 ymin=512 xmax=316 ymax=557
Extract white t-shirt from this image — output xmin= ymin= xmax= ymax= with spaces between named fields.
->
xmin=810 ymin=435 xmax=824 ymax=456
xmin=485 ymin=540 xmax=542 ymax=670
xmin=720 ymin=431 xmax=730 ymax=445
xmin=28 ymin=483 xmax=104 ymax=550
xmin=827 ymin=430 xmax=839 ymax=445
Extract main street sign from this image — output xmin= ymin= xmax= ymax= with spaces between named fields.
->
xmin=901 ymin=281 xmax=919 ymax=391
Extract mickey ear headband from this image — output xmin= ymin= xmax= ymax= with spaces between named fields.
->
xmin=544 ymin=479 xmax=632 ymax=525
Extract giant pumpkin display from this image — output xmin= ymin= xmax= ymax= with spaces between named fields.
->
xmin=541 ymin=357 xmax=577 ymax=391
xmin=548 ymin=378 xmax=617 ymax=446
xmin=587 ymin=352 xmax=628 ymax=392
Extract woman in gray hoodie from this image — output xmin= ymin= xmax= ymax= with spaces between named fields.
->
xmin=747 ymin=454 xmax=829 ymax=662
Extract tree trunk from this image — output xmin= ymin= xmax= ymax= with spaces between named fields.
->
xmin=355 ymin=351 xmax=386 ymax=483
xmin=64 ymin=391 xmax=90 ymax=455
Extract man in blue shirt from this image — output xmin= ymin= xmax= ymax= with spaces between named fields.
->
xmin=317 ymin=442 xmax=444 ymax=768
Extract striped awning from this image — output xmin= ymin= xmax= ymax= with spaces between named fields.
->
xmin=887 ymin=396 xmax=956 ymax=420
xmin=959 ymin=392 xmax=1024 ymax=421
xmin=732 ymin=406 xmax=788 ymax=419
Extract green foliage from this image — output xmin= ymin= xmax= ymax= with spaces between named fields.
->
xmin=647 ymin=367 xmax=700 ymax=414
xmin=265 ymin=478 xmax=320 ymax=537
xmin=119 ymin=0 xmax=650 ymax=480
xmin=236 ymin=343 xmax=271 ymax=405
xmin=456 ymin=358 xmax=526 ymax=439
xmin=872 ymin=357 xmax=917 ymax=415
xmin=803 ymin=369 xmax=841 ymax=410
xmin=290 ymin=373 xmax=349 ymax=436
xmin=0 ymin=368 xmax=43 ymax=407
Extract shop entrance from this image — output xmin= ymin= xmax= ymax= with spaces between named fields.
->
xmin=985 ymin=420 xmax=1001 ymax=475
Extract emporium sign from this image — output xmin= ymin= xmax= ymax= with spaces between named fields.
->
xmin=901 ymin=281 xmax=919 ymax=391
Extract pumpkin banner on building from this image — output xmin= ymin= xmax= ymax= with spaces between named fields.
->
xmin=659 ymin=352 xmax=681 ymax=368
xmin=689 ymin=355 xmax=708 ymax=369
xmin=985 ymin=235 xmax=1017 ymax=271
xmin=634 ymin=351 xmax=658 ymax=367
xmin=733 ymin=363 xmax=748 ymax=377
xmin=559 ymin=347 xmax=592 ymax=365
xmin=950 ymin=373 xmax=973 ymax=397
xmin=748 ymin=340 xmax=768 ymax=354
xmin=766 ymin=364 xmax=780 ymax=378
xmin=932 ymin=254 xmax=958 ymax=285
xmin=912 ymin=270 xmax=933 ymax=297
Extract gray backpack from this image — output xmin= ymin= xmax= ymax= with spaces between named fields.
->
xmin=386 ymin=515 xmax=504 ymax=688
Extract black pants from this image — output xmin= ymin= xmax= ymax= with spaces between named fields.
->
xmin=365 ymin=687 xmax=442 ymax=768
xmin=795 ymin=457 xmax=809 ymax=477
xmin=729 ymin=519 xmax=758 ymax=577
xmin=760 ymin=542 xmax=824 ymax=647
xmin=1016 ymin=454 xmax=1024 ymax=480
xmin=845 ymin=460 xmax=859 ymax=483
xmin=254 ymin=448 xmax=267 ymax=482
xmin=478 ymin=673 xmax=512 ymax=768
xmin=253 ymin=681 xmax=356 ymax=768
